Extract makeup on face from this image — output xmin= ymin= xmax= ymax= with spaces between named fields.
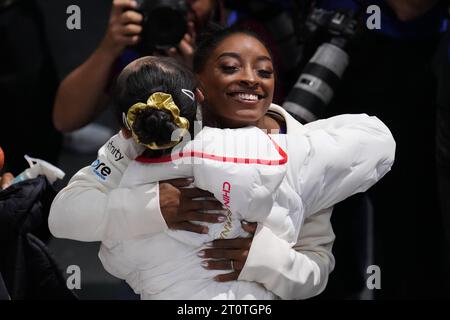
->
xmin=198 ymin=33 xmax=275 ymax=128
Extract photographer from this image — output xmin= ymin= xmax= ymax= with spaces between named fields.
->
xmin=52 ymin=0 xmax=223 ymax=133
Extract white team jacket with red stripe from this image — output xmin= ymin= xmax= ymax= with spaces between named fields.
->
xmin=49 ymin=104 xmax=396 ymax=300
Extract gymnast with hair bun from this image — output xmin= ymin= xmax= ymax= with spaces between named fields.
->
xmin=50 ymin=26 xmax=395 ymax=300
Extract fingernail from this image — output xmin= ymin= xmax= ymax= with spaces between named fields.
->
xmin=205 ymin=241 xmax=213 ymax=247
xmin=201 ymin=261 xmax=209 ymax=268
xmin=197 ymin=251 xmax=205 ymax=257
xmin=187 ymin=177 xmax=194 ymax=182
xmin=242 ymin=220 xmax=249 ymax=225
xmin=217 ymin=215 xmax=226 ymax=222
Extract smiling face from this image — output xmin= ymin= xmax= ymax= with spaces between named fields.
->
xmin=196 ymin=33 xmax=275 ymax=128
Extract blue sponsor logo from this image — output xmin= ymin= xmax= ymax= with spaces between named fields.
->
xmin=91 ymin=159 xmax=111 ymax=181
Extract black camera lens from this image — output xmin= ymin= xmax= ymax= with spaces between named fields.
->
xmin=145 ymin=7 xmax=187 ymax=49
xmin=282 ymin=7 xmax=358 ymax=123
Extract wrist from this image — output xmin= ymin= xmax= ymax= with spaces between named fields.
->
xmin=97 ymin=37 xmax=125 ymax=62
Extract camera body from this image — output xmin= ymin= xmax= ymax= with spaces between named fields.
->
xmin=135 ymin=0 xmax=188 ymax=54
xmin=303 ymin=8 xmax=358 ymax=48
xmin=283 ymin=7 xmax=359 ymax=123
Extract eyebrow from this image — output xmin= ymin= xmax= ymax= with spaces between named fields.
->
xmin=217 ymin=52 xmax=272 ymax=62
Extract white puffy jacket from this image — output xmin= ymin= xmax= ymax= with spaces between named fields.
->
xmin=106 ymin=126 xmax=290 ymax=299
xmin=49 ymin=104 xmax=396 ymax=299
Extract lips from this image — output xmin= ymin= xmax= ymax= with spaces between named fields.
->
xmin=231 ymin=93 xmax=258 ymax=101
xmin=227 ymin=91 xmax=265 ymax=104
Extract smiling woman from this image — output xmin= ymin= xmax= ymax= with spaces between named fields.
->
xmin=188 ymin=25 xmax=395 ymax=298
xmin=194 ymin=27 xmax=277 ymax=129
xmin=49 ymin=25 xmax=396 ymax=300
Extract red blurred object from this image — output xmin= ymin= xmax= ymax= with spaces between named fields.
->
xmin=0 ymin=146 xmax=4 ymax=170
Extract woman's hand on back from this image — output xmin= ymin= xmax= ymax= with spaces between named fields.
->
xmin=159 ymin=178 xmax=227 ymax=234
xmin=198 ymin=221 xmax=258 ymax=281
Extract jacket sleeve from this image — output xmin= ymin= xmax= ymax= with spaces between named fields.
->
xmin=299 ymin=114 xmax=396 ymax=216
xmin=239 ymin=207 xmax=335 ymax=300
xmin=48 ymin=132 xmax=168 ymax=242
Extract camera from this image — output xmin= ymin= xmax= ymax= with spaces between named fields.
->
xmin=283 ymin=7 xmax=359 ymax=123
xmin=135 ymin=0 xmax=188 ymax=53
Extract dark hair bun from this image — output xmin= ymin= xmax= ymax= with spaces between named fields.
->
xmin=132 ymin=108 xmax=178 ymax=146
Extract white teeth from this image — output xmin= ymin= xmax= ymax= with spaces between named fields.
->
xmin=236 ymin=93 xmax=258 ymax=101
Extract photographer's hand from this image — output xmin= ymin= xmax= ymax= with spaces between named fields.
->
xmin=99 ymin=0 xmax=143 ymax=58
xmin=166 ymin=21 xmax=196 ymax=69
xmin=53 ymin=0 xmax=143 ymax=132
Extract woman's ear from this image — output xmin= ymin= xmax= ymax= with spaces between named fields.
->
xmin=121 ymin=128 xmax=132 ymax=139
xmin=195 ymin=88 xmax=205 ymax=104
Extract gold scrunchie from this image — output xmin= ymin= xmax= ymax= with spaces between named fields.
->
xmin=126 ymin=92 xmax=190 ymax=150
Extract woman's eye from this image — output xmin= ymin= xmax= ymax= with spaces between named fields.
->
xmin=258 ymin=70 xmax=273 ymax=78
xmin=220 ymin=65 xmax=239 ymax=74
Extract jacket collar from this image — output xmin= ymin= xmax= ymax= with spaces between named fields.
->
xmin=268 ymin=104 xmax=308 ymax=136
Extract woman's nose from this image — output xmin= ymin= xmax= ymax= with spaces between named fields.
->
xmin=239 ymin=68 xmax=259 ymax=88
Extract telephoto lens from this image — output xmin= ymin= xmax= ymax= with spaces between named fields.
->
xmin=283 ymin=7 xmax=358 ymax=123
xmin=282 ymin=43 xmax=349 ymax=123
xmin=135 ymin=0 xmax=188 ymax=53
